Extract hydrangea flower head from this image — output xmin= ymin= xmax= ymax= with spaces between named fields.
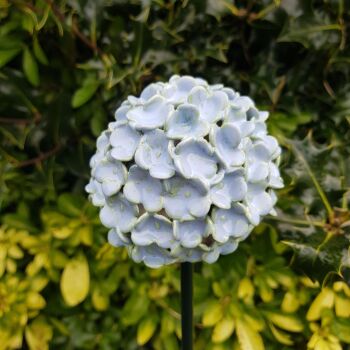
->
xmin=86 ymin=75 xmax=283 ymax=268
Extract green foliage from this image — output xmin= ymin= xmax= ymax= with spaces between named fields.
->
xmin=0 ymin=0 xmax=349 ymax=349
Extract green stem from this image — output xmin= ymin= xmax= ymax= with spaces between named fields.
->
xmin=267 ymin=215 xmax=325 ymax=227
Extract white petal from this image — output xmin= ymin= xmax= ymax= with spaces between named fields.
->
xmin=110 ymin=124 xmax=141 ymax=161
xmin=127 ymin=95 xmax=172 ymax=129
xmin=131 ymin=214 xmax=174 ymax=249
xmin=165 ymin=104 xmax=209 ymax=139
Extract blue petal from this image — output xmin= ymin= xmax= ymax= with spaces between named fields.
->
xmin=212 ymin=205 xmax=251 ymax=243
xmin=210 ymin=170 xmax=247 ymax=209
xmin=127 ymin=95 xmax=173 ymax=129
xmin=131 ymin=213 xmax=175 ymax=249
xmin=99 ymin=194 xmax=138 ymax=232
xmin=123 ymin=165 xmax=163 ymax=212
xmin=92 ymin=160 xmax=127 ymax=196
xmin=165 ymin=104 xmax=209 ymax=139
xmin=108 ymin=228 xmax=130 ymax=247
xmin=174 ymin=218 xmax=213 ymax=248
xmin=188 ymin=86 xmax=228 ymax=123
xmin=130 ymin=244 xmax=175 ymax=268
xmin=165 ymin=75 xmax=198 ymax=103
xmin=171 ymin=138 xmax=219 ymax=187
xmin=135 ymin=129 xmax=175 ymax=179
xmin=85 ymin=179 xmax=105 ymax=206
xmin=114 ymin=104 xmax=130 ymax=122
xmin=163 ymin=176 xmax=210 ymax=221
xmin=210 ymin=124 xmax=244 ymax=169
xmin=109 ymin=123 xmax=141 ymax=161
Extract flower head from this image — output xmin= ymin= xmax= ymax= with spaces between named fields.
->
xmin=86 ymin=75 xmax=283 ymax=267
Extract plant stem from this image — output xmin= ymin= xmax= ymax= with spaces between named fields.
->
xmin=181 ymin=262 xmax=193 ymax=350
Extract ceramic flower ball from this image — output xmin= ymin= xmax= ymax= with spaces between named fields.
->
xmin=86 ymin=75 xmax=284 ymax=268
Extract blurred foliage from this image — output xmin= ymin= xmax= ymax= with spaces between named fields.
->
xmin=0 ymin=0 xmax=349 ymax=349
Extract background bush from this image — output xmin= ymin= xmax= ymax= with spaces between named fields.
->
xmin=0 ymin=0 xmax=349 ymax=349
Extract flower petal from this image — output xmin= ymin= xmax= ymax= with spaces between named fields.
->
xmin=174 ymin=218 xmax=213 ymax=248
xmin=127 ymin=95 xmax=173 ymax=129
xmin=135 ymin=129 xmax=175 ymax=179
xmin=165 ymin=104 xmax=209 ymax=139
xmin=163 ymin=176 xmax=210 ymax=221
xmin=92 ymin=160 xmax=127 ymax=196
xmin=114 ymin=104 xmax=130 ymax=122
xmin=188 ymin=86 xmax=228 ymax=123
xmin=109 ymin=123 xmax=141 ymax=161
xmin=99 ymin=194 xmax=138 ymax=232
xmin=210 ymin=170 xmax=247 ymax=209
xmin=131 ymin=213 xmax=175 ymax=248
xmin=108 ymin=228 xmax=130 ymax=247
xmin=164 ymin=75 xmax=198 ymax=103
xmin=246 ymin=161 xmax=269 ymax=183
xmin=85 ymin=179 xmax=105 ymax=207
xmin=123 ymin=165 xmax=163 ymax=212
xmin=130 ymin=244 xmax=175 ymax=268
xmin=210 ymin=124 xmax=244 ymax=169
xmin=212 ymin=205 xmax=251 ymax=243
xmin=171 ymin=138 xmax=219 ymax=187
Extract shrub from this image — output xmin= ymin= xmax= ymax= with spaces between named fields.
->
xmin=0 ymin=1 xmax=349 ymax=349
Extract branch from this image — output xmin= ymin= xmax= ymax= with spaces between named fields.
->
xmin=43 ymin=0 xmax=103 ymax=55
xmin=14 ymin=144 xmax=62 ymax=168
xmin=0 ymin=114 xmax=41 ymax=125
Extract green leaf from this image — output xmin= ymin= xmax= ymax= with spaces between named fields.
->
xmin=277 ymin=16 xmax=341 ymax=49
xmin=331 ymin=318 xmax=350 ymax=344
xmin=0 ymin=47 xmax=22 ymax=68
xmin=57 ymin=193 xmax=85 ymax=217
xmin=60 ymin=253 xmax=90 ymax=307
xmin=121 ymin=291 xmax=150 ymax=326
xmin=22 ymin=48 xmax=39 ymax=86
xmin=33 ymin=37 xmax=48 ymax=65
xmin=137 ymin=316 xmax=157 ymax=346
xmin=71 ymin=81 xmax=99 ymax=108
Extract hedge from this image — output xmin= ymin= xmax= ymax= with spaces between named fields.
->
xmin=0 ymin=1 xmax=349 ymax=349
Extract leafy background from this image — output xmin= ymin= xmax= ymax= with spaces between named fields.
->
xmin=0 ymin=0 xmax=349 ymax=349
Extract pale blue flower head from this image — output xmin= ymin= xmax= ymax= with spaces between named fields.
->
xmin=86 ymin=75 xmax=283 ymax=267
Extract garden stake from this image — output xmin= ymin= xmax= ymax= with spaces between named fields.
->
xmin=181 ymin=262 xmax=193 ymax=350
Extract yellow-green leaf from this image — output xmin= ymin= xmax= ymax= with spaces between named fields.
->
xmin=269 ymin=322 xmax=293 ymax=345
xmin=60 ymin=254 xmax=90 ymax=307
xmin=335 ymin=295 xmax=350 ymax=318
xmin=71 ymin=81 xmax=99 ymax=108
xmin=236 ymin=318 xmax=264 ymax=350
xmin=92 ymin=286 xmax=109 ymax=311
xmin=22 ymin=48 xmax=39 ymax=87
xmin=281 ymin=292 xmax=300 ymax=313
xmin=307 ymin=288 xmax=334 ymax=321
xmin=25 ymin=318 xmax=52 ymax=350
xmin=52 ymin=227 xmax=73 ymax=239
xmin=137 ymin=317 xmax=157 ymax=345
xmin=238 ymin=277 xmax=254 ymax=300
xmin=265 ymin=312 xmax=303 ymax=332
xmin=202 ymin=301 xmax=223 ymax=327
xmin=26 ymin=291 xmax=46 ymax=309
xmin=212 ymin=316 xmax=235 ymax=343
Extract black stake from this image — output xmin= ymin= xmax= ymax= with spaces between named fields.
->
xmin=181 ymin=262 xmax=193 ymax=350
